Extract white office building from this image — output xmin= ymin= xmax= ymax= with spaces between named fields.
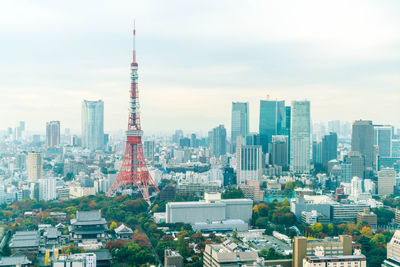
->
xmin=236 ymin=145 xmax=263 ymax=183
xmin=39 ymin=178 xmax=57 ymax=201
xmin=378 ymin=168 xmax=396 ymax=196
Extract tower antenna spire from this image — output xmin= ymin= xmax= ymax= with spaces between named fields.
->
xmin=133 ymin=20 xmax=136 ymax=63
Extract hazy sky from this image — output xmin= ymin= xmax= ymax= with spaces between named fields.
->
xmin=1 ymin=0 xmax=400 ymax=136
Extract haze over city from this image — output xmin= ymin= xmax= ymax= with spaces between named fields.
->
xmin=1 ymin=0 xmax=400 ymax=134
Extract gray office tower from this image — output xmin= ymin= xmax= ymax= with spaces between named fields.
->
xmin=352 ymin=120 xmax=374 ymax=170
xmin=259 ymin=100 xmax=286 ymax=153
xmin=322 ymin=132 xmax=338 ymax=167
xmin=81 ymin=100 xmax=104 ymax=151
xmin=270 ymin=135 xmax=289 ymax=169
xmin=374 ymin=125 xmax=392 ymax=157
xmin=231 ymin=102 xmax=249 ymax=150
xmin=290 ymin=101 xmax=311 ymax=174
xmin=46 ymin=121 xmax=61 ymax=148
xmin=209 ymin=125 xmax=227 ymax=157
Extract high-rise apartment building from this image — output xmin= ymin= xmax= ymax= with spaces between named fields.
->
xmin=231 ymin=102 xmax=249 ymax=150
xmin=378 ymin=168 xmax=396 ymax=196
xmin=237 ymin=145 xmax=263 ymax=183
xmin=322 ymin=132 xmax=338 ymax=168
xmin=209 ymin=125 xmax=227 ymax=158
xmin=81 ymin=100 xmax=104 ymax=151
xmin=143 ymin=140 xmax=155 ymax=161
xmin=27 ymin=152 xmax=44 ymax=181
xmin=352 ymin=120 xmax=374 ymax=170
xmin=259 ymin=100 xmax=286 ymax=153
xmin=39 ymin=178 xmax=57 ymax=201
xmin=46 ymin=121 xmax=61 ymax=148
xmin=290 ymin=100 xmax=311 ymax=174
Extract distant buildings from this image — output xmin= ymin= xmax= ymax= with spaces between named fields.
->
xmin=27 ymin=152 xmax=43 ymax=181
xmin=231 ymin=102 xmax=249 ymax=150
xmin=270 ymin=135 xmax=289 ymax=169
xmin=290 ymin=100 xmax=311 ymax=174
xmin=208 ymin=125 xmax=227 ymax=158
xmin=39 ymin=178 xmax=57 ymax=201
xmin=352 ymin=120 xmax=374 ymax=170
xmin=46 ymin=121 xmax=61 ymax=148
xmin=81 ymin=100 xmax=104 ymax=151
xmin=322 ymin=132 xmax=337 ymax=168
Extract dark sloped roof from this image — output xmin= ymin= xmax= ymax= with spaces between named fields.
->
xmin=88 ymin=250 xmax=112 ymax=261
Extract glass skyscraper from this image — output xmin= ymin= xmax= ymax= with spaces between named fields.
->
xmin=290 ymin=100 xmax=311 ymax=174
xmin=81 ymin=100 xmax=104 ymax=151
xmin=231 ymin=102 xmax=249 ymax=149
xmin=259 ymin=100 xmax=286 ymax=153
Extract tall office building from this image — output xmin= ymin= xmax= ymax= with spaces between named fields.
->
xmin=231 ymin=102 xmax=249 ymax=150
xmin=345 ymin=151 xmax=365 ymax=179
xmin=236 ymin=145 xmax=263 ymax=184
xmin=312 ymin=141 xmax=323 ymax=166
xmin=322 ymin=132 xmax=338 ymax=167
xmin=39 ymin=178 xmax=57 ymax=201
xmin=81 ymin=100 xmax=104 ymax=151
xmin=27 ymin=152 xmax=44 ymax=181
xmin=270 ymin=135 xmax=289 ymax=169
xmin=378 ymin=168 xmax=396 ymax=196
xmin=374 ymin=125 xmax=392 ymax=157
xmin=209 ymin=125 xmax=227 ymax=158
xmin=352 ymin=120 xmax=374 ymax=170
xmin=290 ymin=101 xmax=311 ymax=174
xmin=46 ymin=121 xmax=61 ymax=148
xmin=259 ymin=100 xmax=286 ymax=153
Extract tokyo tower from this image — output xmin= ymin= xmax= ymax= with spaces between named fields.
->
xmin=107 ymin=25 xmax=159 ymax=202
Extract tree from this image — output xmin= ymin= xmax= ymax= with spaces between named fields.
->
xmin=110 ymin=221 xmax=117 ymax=231
xmin=221 ymin=188 xmax=244 ymax=199
xmin=370 ymin=234 xmax=386 ymax=247
xmin=360 ymin=226 xmax=372 ymax=238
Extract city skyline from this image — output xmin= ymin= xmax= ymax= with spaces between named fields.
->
xmin=1 ymin=0 xmax=400 ymax=134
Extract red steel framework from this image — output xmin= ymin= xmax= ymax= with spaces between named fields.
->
xmin=107 ymin=25 xmax=159 ymax=202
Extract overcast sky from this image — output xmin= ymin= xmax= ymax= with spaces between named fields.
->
xmin=1 ymin=0 xmax=400 ymax=136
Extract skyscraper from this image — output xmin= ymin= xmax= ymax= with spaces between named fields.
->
xmin=378 ymin=168 xmax=396 ymax=196
xmin=259 ymin=100 xmax=286 ymax=153
xmin=46 ymin=121 xmax=61 ymax=148
xmin=374 ymin=125 xmax=392 ymax=157
xmin=231 ymin=102 xmax=249 ymax=150
xmin=352 ymin=120 xmax=374 ymax=169
xmin=290 ymin=100 xmax=311 ymax=174
xmin=27 ymin=152 xmax=43 ymax=181
xmin=322 ymin=132 xmax=338 ymax=168
xmin=81 ymin=100 xmax=104 ymax=151
xmin=209 ymin=125 xmax=227 ymax=158
xmin=270 ymin=135 xmax=289 ymax=169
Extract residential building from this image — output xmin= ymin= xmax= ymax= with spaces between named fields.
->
xmin=27 ymin=152 xmax=43 ymax=181
xmin=209 ymin=125 xmax=227 ymax=157
xmin=82 ymin=100 xmax=104 ymax=150
xmin=290 ymin=100 xmax=311 ymax=174
xmin=46 ymin=120 xmax=61 ymax=148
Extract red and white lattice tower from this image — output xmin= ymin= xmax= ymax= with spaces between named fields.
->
xmin=107 ymin=25 xmax=159 ymax=202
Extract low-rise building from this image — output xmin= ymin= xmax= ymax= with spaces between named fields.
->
xmin=54 ymin=252 xmax=96 ymax=267
xmin=357 ymin=209 xmax=377 ymax=228
xmin=164 ymin=249 xmax=183 ymax=267
xmin=203 ymin=242 xmax=259 ymax=267
xmin=114 ymin=224 xmax=133 ymax=239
